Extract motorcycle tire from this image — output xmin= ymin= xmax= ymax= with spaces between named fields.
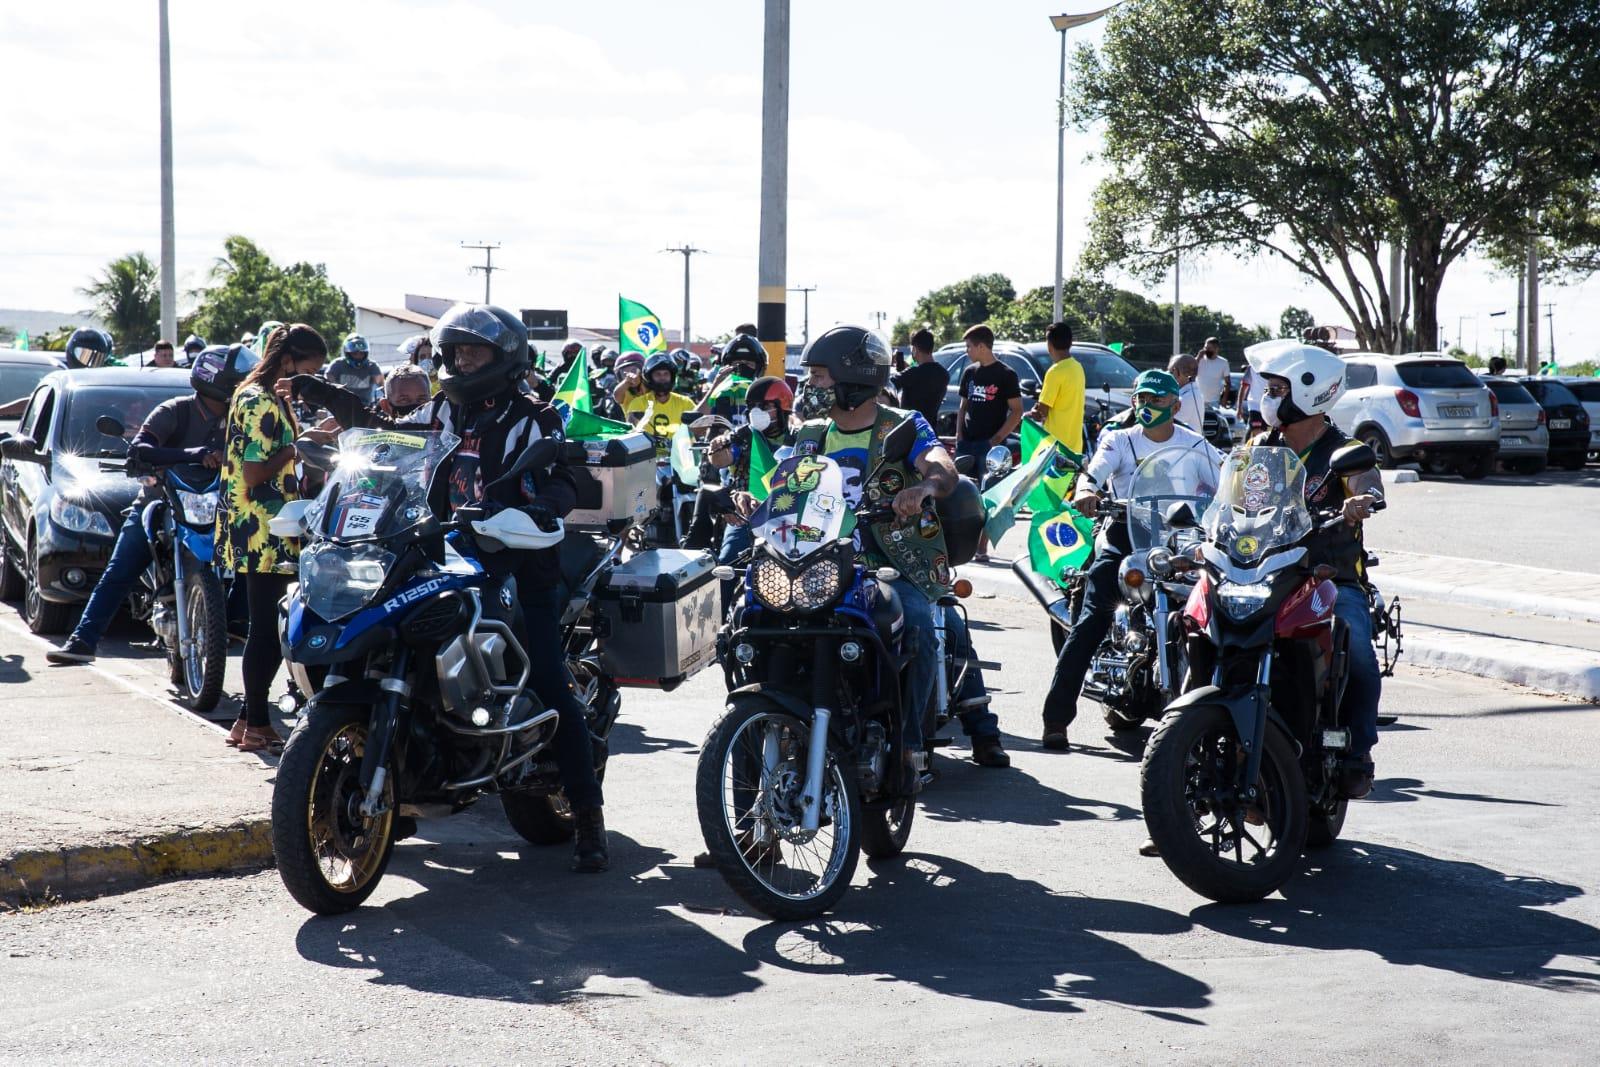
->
xmin=695 ymin=699 xmax=861 ymax=921
xmin=501 ymin=791 xmax=579 ymax=845
xmin=272 ymin=703 xmax=397 ymax=915
xmin=1306 ymin=798 xmax=1348 ymax=849
xmin=860 ymin=797 xmax=916 ymax=858
xmin=1140 ymin=703 xmax=1308 ymax=904
xmin=177 ymin=567 xmax=228 ymax=713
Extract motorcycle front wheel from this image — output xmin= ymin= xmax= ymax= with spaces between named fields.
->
xmin=272 ymin=704 xmax=396 ymax=915
xmin=176 ymin=567 xmax=227 ymax=712
xmin=695 ymin=701 xmax=861 ymax=921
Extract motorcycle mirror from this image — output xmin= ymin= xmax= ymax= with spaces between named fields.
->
xmin=985 ymin=445 xmax=1014 ymax=477
xmin=1329 ymin=441 xmax=1378 ymax=477
xmin=1164 ymin=501 xmax=1198 ymax=529
xmin=879 ymin=418 xmax=918 ymax=464
xmin=96 ymin=415 xmax=126 ymax=438
xmin=481 ymin=438 xmax=559 ymax=494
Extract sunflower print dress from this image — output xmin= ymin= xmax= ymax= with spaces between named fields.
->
xmin=217 ymin=384 xmax=302 ymax=574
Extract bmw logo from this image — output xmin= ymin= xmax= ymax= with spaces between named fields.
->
xmin=499 ymin=586 xmax=515 ymax=610
xmin=308 ymin=634 xmax=328 ymax=650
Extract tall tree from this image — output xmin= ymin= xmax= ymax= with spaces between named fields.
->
xmin=1279 ymin=306 xmax=1315 ymax=339
xmin=1071 ymin=0 xmax=1600 ymax=354
xmin=191 ymin=235 xmax=354 ymax=347
xmin=80 ymin=252 xmax=161 ymax=354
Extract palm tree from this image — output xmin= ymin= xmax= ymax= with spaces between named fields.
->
xmin=80 ymin=252 xmax=161 ymax=354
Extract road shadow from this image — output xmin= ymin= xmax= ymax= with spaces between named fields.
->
xmin=0 ymin=652 xmax=29 ymax=683
xmin=1191 ymin=840 xmax=1600 ymax=991
xmin=741 ymin=852 xmax=1211 ymax=1018
xmin=1367 ymin=776 xmax=1558 ymax=808
xmin=608 ymin=718 xmax=696 ymax=757
xmin=918 ymin=750 xmax=1139 ymax=826
xmin=294 ymin=830 xmax=762 ymax=1004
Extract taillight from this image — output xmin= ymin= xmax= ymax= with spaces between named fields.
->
xmin=1538 ymin=408 xmax=1547 ymax=425
xmin=1487 ymin=391 xmax=1499 ymax=417
xmin=1395 ymin=389 xmax=1422 ymax=418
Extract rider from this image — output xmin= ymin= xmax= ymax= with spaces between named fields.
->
xmin=182 ymin=334 xmax=207 ymax=367
xmin=635 ymin=351 xmax=696 ymax=456
xmin=707 ymin=376 xmax=795 ymax=606
xmin=790 ymin=325 xmax=1010 ymax=772
xmin=325 ymin=333 xmax=384 ymax=405
xmin=699 ymin=333 xmax=766 ymax=424
xmin=45 ymin=344 xmax=246 ymax=665
xmin=1041 ymin=369 xmax=1221 ymax=751
xmin=612 ymin=351 xmax=649 ymax=418
xmin=1251 ymin=344 xmax=1384 ymax=798
xmin=287 ymin=302 xmax=610 ymax=874
xmin=64 ymin=327 xmax=119 ymax=369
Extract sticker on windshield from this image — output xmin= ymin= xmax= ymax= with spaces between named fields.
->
xmin=361 ymin=431 xmax=429 ymax=449
xmin=1234 ymin=535 xmax=1260 ymax=557
xmin=1244 ymin=463 xmax=1271 ymax=491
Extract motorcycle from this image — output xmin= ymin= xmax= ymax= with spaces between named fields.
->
xmin=267 ymin=427 xmax=624 ymax=915
xmin=1139 ymin=442 xmax=1385 ymax=903
xmin=695 ymin=420 xmax=985 ymax=920
xmin=94 ymin=415 xmax=227 ymax=712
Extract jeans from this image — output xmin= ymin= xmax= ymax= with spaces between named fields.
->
xmin=242 ymin=572 xmax=291 ymax=727
xmin=954 ymin=438 xmax=993 ymax=487
xmin=514 ymin=580 xmax=604 ymax=810
xmin=716 ymin=520 xmax=755 ymax=611
xmin=894 ymin=579 xmax=996 ymax=748
xmin=68 ymin=508 xmax=152 ymax=652
xmin=1337 ymin=583 xmax=1382 ymax=756
xmin=1042 ymin=522 xmax=1130 ymax=727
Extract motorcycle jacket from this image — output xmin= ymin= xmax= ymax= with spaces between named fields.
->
xmin=1255 ymin=423 xmax=1369 ymax=587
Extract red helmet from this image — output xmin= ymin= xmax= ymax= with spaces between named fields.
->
xmin=745 ymin=376 xmax=793 ymax=414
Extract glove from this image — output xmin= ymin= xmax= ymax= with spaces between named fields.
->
xmin=291 ymin=374 xmax=339 ymax=408
xmin=525 ymin=502 xmax=559 ymax=533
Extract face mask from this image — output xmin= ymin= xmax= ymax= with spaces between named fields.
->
xmin=748 ymin=407 xmax=773 ymax=433
xmin=1260 ymin=394 xmax=1284 ymax=428
xmin=389 ymin=400 xmax=423 ymax=417
xmin=416 ymin=358 xmax=434 ymax=375
xmin=833 ymin=382 xmax=878 ymax=412
xmin=796 ymin=384 xmax=833 ymax=420
xmin=1135 ymin=402 xmax=1175 ymax=429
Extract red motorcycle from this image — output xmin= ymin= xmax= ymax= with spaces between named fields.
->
xmin=1139 ymin=443 xmax=1383 ymax=903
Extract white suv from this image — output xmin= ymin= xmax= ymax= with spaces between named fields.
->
xmin=1329 ymin=353 xmax=1500 ymax=479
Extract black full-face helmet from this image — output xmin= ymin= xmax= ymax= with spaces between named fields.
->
xmin=65 ymin=327 xmax=112 ymax=369
xmin=431 ymin=303 xmax=531 ymax=405
xmin=643 ymin=352 xmax=677 ymax=394
xmin=800 ymin=325 xmax=891 ymax=410
xmin=721 ymin=332 xmax=766 ymax=377
xmin=189 ymin=343 xmax=260 ymax=403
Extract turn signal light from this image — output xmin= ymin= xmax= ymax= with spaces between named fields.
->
xmin=1123 ymin=569 xmax=1146 ymax=588
xmin=953 ymin=578 xmax=973 ymax=599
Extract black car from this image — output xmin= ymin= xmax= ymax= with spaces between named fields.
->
xmin=1517 ymin=377 xmax=1591 ymax=471
xmin=0 ymin=368 xmax=193 ymax=632
xmin=0 ymin=349 xmax=69 ymax=425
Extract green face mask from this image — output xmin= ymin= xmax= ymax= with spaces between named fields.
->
xmin=1135 ymin=403 xmax=1174 ymax=428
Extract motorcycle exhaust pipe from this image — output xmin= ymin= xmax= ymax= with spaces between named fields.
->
xmin=1011 ymin=559 xmax=1073 ymax=633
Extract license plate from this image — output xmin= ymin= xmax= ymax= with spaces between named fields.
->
xmin=1551 ymin=418 xmax=1572 ymax=430
xmin=1440 ymin=405 xmax=1475 ymax=417
xmin=1503 ymin=436 xmax=1525 ymax=445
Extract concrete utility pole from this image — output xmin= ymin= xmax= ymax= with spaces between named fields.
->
xmin=157 ymin=0 xmax=176 ymax=345
xmin=1171 ymin=251 xmax=1181 ymax=355
xmin=1515 ymin=263 xmax=1525 ymax=369
xmin=871 ymin=311 xmax=888 ymax=332
xmin=462 ymin=242 xmax=501 ymax=303
xmin=1388 ymin=242 xmax=1404 ymax=352
xmin=1545 ymin=303 xmax=1556 ymax=362
xmin=1526 ymin=233 xmax=1540 ymax=371
xmin=1050 ymin=7 xmax=1119 ymax=324
xmin=787 ymin=285 xmax=816 ymax=347
xmin=663 ymin=245 xmax=705 ymax=346
xmin=757 ymin=0 xmax=790 ymax=377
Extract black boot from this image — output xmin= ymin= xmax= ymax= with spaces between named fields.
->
xmin=572 ymin=807 xmax=609 ymax=873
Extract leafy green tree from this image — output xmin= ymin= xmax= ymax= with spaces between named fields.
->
xmin=80 ymin=252 xmax=161 ymax=354
xmin=1279 ymin=306 xmax=1315 ymax=339
xmin=1071 ymin=0 xmax=1600 ymax=355
xmin=896 ymin=273 xmax=1017 ymax=344
xmin=191 ymin=235 xmax=354 ymax=347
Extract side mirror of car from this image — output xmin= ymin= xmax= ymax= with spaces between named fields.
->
xmin=1165 ymin=501 xmax=1199 ymax=529
xmin=1329 ymin=441 xmax=1378 ymax=477
xmin=1019 ymin=380 xmax=1040 ymax=398
xmin=96 ymin=415 xmax=127 ymax=438
xmin=0 ymin=435 xmax=44 ymax=464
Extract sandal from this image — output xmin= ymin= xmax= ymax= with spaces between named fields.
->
xmin=225 ymin=718 xmax=247 ymax=747
xmin=238 ymin=726 xmax=285 ymax=754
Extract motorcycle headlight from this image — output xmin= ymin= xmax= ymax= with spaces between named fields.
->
xmin=50 ymin=497 xmax=114 ymax=537
xmin=1218 ymin=580 xmax=1272 ymax=620
xmin=298 ymin=542 xmax=394 ymax=621
xmin=176 ymin=489 xmax=218 ymax=525
xmin=751 ymin=555 xmax=846 ymax=614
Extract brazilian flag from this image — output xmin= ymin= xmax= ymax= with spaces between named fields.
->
xmin=748 ymin=428 xmax=776 ymax=502
xmin=565 ymin=408 xmax=633 ymax=441
xmin=619 ymin=296 xmax=667 ymax=354
xmin=1019 ymin=419 xmax=1092 ymax=582
xmin=551 ymin=346 xmax=593 ymax=424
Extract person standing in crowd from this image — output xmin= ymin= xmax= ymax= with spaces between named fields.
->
xmin=612 ymin=352 xmax=649 ymax=419
xmin=954 ymin=324 xmax=1021 ymax=562
xmin=1033 ymin=320 xmax=1085 ymax=455
xmin=182 ymin=334 xmax=207 ymax=367
xmin=378 ymin=364 xmax=432 ymax=418
xmin=891 ymin=328 xmax=950 ymax=429
xmin=1167 ymin=353 xmax=1207 ymax=433
xmin=400 ymin=334 xmax=439 ymax=391
xmin=325 ymin=333 xmax=383 ymax=404
xmin=146 ymin=339 xmax=178 ymax=369
xmin=218 ymin=323 xmax=328 ymax=753
xmin=1195 ymin=336 xmax=1229 ymax=406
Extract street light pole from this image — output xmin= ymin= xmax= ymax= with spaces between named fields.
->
xmin=158 ymin=0 xmax=176 ymax=345
xmin=663 ymin=245 xmax=704 ymax=346
xmin=758 ymin=0 xmax=791 ymax=378
xmin=1051 ymin=6 xmax=1120 ymax=325
xmin=787 ymin=285 xmax=816 ymax=347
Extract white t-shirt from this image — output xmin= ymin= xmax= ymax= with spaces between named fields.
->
xmin=1083 ymin=422 xmax=1222 ymax=500
xmin=1175 ymin=380 xmax=1207 ymax=432
xmin=1195 ymin=353 xmax=1229 ymax=405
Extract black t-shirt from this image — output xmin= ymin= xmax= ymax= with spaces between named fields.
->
xmin=893 ymin=360 xmax=950 ymax=427
xmin=957 ymin=360 xmax=1021 ymax=443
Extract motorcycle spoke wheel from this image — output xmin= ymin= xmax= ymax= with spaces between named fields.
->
xmin=306 ymin=725 xmax=392 ymax=894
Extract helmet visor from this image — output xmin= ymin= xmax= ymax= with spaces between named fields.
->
xmin=431 ymin=305 xmax=516 ymax=352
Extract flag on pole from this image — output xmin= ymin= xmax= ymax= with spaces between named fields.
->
xmin=551 ymin=346 xmax=593 ymax=422
xmin=1021 ymin=418 xmax=1082 ymax=515
xmin=1017 ymin=417 xmax=1093 ymax=581
xmin=980 ymin=442 xmax=1056 ymax=548
xmin=1107 ymin=342 xmax=1124 ymax=355
xmin=748 ymin=428 xmax=777 ymax=502
xmin=619 ymin=296 xmax=667 ymax=354
xmin=15 ymin=330 xmax=28 ymax=351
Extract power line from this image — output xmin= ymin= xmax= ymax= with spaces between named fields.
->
xmin=461 ymin=241 xmax=502 ymax=303
xmin=662 ymin=245 xmax=706 ymax=345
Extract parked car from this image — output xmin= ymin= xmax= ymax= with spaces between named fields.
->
xmin=0 ymin=368 xmax=192 ymax=633
xmin=1517 ymin=377 xmax=1591 ymax=471
xmin=1481 ymin=377 xmax=1551 ymax=474
xmin=0 ymin=349 xmax=69 ymax=428
xmin=1554 ymin=377 xmax=1600 ymax=463
xmin=1328 ymin=353 xmax=1499 ymax=478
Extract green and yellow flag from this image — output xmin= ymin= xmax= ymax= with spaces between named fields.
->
xmin=619 ymin=296 xmax=667 ymax=354
xmin=748 ymin=428 xmax=777 ymax=502
xmin=1019 ymin=418 xmax=1092 ymax=582
xmin=564 ymin=408 xmax=633 ymax=441
xmin=551 ymin=346 xmax=593 ymax=421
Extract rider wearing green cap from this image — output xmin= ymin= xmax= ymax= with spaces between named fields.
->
xmin=1039 ymin=368 xmax=1222 ymax=751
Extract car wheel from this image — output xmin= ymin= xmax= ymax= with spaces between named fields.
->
xmin=0 ymin=530 xmax=23 ymax=602
xmin=1457 ymin=453 xmax=1493 ymax=480
xmin=1558 ymin=451 xmax=1587 ymax=471
xmin=24 ymin=532 xmax=73 ymax=635
xmin=1357 ymin=427 xmax=1394 ymax=469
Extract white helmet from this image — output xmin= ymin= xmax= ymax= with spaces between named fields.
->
xmin=1253 ymin=344 xmax=1346 ymax=425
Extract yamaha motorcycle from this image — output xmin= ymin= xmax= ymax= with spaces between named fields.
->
xmin=696 ymin=421 xmax=985 ymax=920
xmin=269 ymin=428 xmax=623 ymax=915
xmin=95 ymin=415 xmax=227 ymax=712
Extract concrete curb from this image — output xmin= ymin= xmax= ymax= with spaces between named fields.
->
xmin=1375 ymin=573 xmax=1600 ymax=626
xmin=0 ymin=819 xmax=274 ymax=907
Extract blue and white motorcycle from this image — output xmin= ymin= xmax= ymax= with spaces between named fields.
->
xmin=268 ymin=427 xmax=623 ymax=915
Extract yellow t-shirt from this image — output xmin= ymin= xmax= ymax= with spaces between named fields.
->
xmin=638 ymin=392 xmax=697 ymax=455
xmin=1039 ymin=355 xmax=1086 ymax=455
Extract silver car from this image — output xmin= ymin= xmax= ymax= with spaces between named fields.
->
xmin=1482 ymin=376 xmax=1551 ymax=473
xmin=1328 ymin=352 xmax=1499 ymax=478
xmin=1556 ymin=377 xmax=1600 ymax=462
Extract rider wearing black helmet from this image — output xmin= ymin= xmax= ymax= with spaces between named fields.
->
xmin=634 ymin=351 xmax=696 ymax=455
xmin=700 ymin=333 xmax=766 ymax=424
xmin=64 ymin=327 xmax=119 ymax=369
xmin=45 ymin=344 xmax=247 ymax=665
xmin=785 ymin=325 xmax=1009 ymax=775
xmin=288 ymin=303 xmax=609 ymax=873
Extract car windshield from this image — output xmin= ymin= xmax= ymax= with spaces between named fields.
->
xmin=1562 ymin=380 xmax=1600 ymax=403
xmin=1485 ymin=380 xmax=1536 ymax=405
xmin=0 ymin=363 xmax=55 ymax=407
xmin=1527 ymin=381 xmax=1580 ymax=407
xmin=1077 ymin=351 xmax=1140 ymax=389
xmin=60 ymin=384 xmax=190 ymax=456
xmin=1395 ymin=361 xmax=1480 ymax=389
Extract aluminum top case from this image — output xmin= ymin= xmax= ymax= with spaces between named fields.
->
xmin=560 ymin=431 xmax=655 ymax=533
xmin=594 ymin=548 xmax=719 ymax=690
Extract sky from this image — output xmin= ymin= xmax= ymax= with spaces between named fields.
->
xmin=3 ymin=0 xmax=1595 ymax=361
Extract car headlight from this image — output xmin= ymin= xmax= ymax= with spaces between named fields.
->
xmin=298 ymin=542 xmax=394 ymax=621
xmin=176 ymin=489 xmax=219 ymax=525
xmin=1218 ymin=580 xmax=1272 ymax=620
xmin=751 ymin=555 xmax=845 ymax=614
xmin=50 ymin=497 xmax=114 ymax=537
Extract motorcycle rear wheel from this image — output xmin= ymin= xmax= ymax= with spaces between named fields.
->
xmin=272 ymin=704 xmax=396 ymax=915
xmin=1306 ymin=798 xmax=1348 ymax=849
xmin=176 ymin=567 xmax=227 ymax=713
xmin=860 ymin=797 xmax=916 ymax=858
xmin=500 ymin=668 xmax=616 ymax=845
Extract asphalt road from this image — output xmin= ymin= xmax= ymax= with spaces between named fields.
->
xmin=3 ymin=590 xmax=1596 ymax=1065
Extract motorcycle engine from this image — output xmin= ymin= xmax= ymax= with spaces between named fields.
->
xmin=434 ymin=632 xmax=511 ymax=717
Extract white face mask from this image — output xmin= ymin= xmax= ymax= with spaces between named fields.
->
xmin=748 ymin=407 xmax=772 ymax=433
xmin=417 ymin=358 xmax=434 ymax=375
xmin=1260 ymin=394 xmax=1285 ymax=428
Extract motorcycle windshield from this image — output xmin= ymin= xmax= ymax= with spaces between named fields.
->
xmin=1126 ymin=445 xmax=1222 ymax=553
xmin=1203 ymin=446 xmax=1312 ymax=565
xmin=749 ymin=454 xmax=853 ymax=559
xmin=311 ymin=428 xmax=460 ymax=543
